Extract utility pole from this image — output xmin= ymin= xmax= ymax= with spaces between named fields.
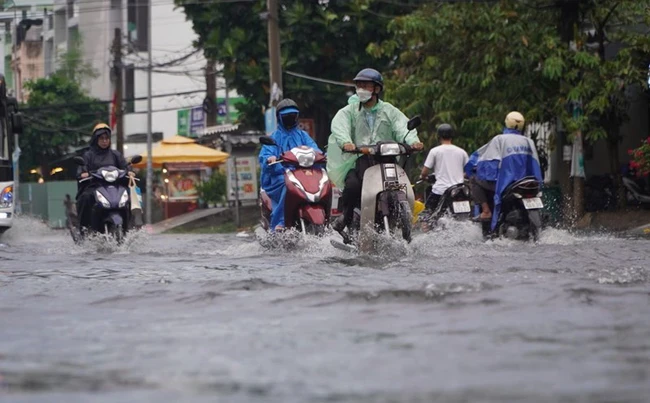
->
xmin=112 ymin=28 xmax=124 ymax=154
xmin=267 ymin=0 xmax=282 ymax=107
xmin=205 ymin=58 xmax=217 ymax=127
xmin=145 ymin=1 xmax=153 ymax=225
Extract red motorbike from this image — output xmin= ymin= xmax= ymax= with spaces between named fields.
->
xmin=258 ymin=137 xmax=332 ymax=236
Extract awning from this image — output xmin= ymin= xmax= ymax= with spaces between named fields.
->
xmin=132 ymin=135 xmax=230 ymax=169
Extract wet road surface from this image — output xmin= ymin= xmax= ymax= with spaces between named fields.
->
xmin=1 ymin=218 xmax=649 ymax=402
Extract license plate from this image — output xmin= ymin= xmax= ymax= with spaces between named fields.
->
xmin=452 ymin=201 xmax=471 ymax=213
xmin=522 ymin=197 xmax=543 ymax=210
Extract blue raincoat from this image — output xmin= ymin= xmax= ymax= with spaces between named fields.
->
xmin=258 ymin=112 xmax=321 ymax=231
xmin=465 ymin=128 xmax=543 ymax=230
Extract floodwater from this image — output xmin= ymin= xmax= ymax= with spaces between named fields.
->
xmin=0 ymin=217 xmax=649 ymax=402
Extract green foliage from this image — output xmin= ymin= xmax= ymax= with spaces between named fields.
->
xmin=175 ymin=0 xmax=421 ymax=140
xmin=195 ymin=170 xmax=228 ymax=204
xmin=373 ymin=0 xmax=650 ymax=157
xmin=19 ymin=33 xmax=104 ymax=181
xmin=20 ymin=75 xmax=106 ymax=181
xmin=372 ymin=1 xmax=565 ymax=153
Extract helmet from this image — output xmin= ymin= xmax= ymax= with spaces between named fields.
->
xmin=93 ymin=123 xmax=111 ymax=136
xmin=276 ymin=98 xmax=299 ymax=116
xmin=353 ymin=68 xmax=383 ymax=91
xmin=505 ymin=111 xmax=525 ymax=131
xmin=437 ymin=123 xmax=455 ymax=139
xmin=276 ymin=98 xmax=300 ymax=130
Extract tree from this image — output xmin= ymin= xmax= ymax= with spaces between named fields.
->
xmin=20 ymin=75 xmax=107 ymax=181
xmin=176 ymin=0 xmax=423 ymax=145
xmin=369 ymin=1 xmax=566 ymax=153
xmin=373 ymin=0 xmax=650 ymax=210
xmin=558 ymin=0 xmax=650 ymax=207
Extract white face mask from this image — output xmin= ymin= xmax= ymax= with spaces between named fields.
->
xmin=356 ymin=88 xmax=373 ymax=103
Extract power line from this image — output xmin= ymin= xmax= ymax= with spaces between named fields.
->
xmin=285 ymin=70 xmax=354 ymax=87
xmin=19 ymin=89 xmax=206 ymax=112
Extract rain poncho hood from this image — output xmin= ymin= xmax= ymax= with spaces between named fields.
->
xmin=326 ymin=99 xmax=420 ymax=188
xmin=258 ymin=120 xmax=321 ymax=230
xmin=464 ymin=129 xmax=543 ymax=230
xmin=77 ymin=128 xmax=128 ymax=178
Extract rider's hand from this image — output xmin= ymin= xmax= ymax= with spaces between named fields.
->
xmin=343 ymin=143 xmax=356 ymax=152
xmin=80 ymin=172 xmax=89 ymax=179
xmin=411 ymin=142 xmax=424 ymax=151
xmin=267 ymin=156 xmax=277 ymax=164
xmin=127 ymin=171 xmax=136 ymax=178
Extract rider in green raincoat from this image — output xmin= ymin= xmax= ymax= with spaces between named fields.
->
xmin=327 ymin=68 xmax=423 ymax=236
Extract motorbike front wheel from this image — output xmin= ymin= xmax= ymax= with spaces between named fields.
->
xmin=398 ymin=201 xmax=412 ymax=243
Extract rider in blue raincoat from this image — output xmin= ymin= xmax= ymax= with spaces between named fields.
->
xmin=464 ymin=111 xmax=543 ymax=231
xmin=259 ymin=99 xmax=321 ymax=232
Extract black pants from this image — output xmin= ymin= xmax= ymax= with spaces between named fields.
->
xmin=470 ymin=177 xmax=496 ymax=206
xmin=340 ymin=156 xmax=372 ymax=227
xmin=76 ymin=185 xmax=97 ymax=231
xmin=425 ymin=193 xmax=442 ymax=211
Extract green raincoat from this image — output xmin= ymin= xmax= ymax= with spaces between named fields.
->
xmin=326 ymin=99 xmax=420 ymax=188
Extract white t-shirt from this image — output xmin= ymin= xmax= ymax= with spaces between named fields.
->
xmin=423 ymin=144 xmax=469 ymax=195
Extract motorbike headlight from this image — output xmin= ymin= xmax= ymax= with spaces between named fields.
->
xmin=119 ymin=190 xmax=129 ymax=207
xmin=379 ymin=143 xmax=400 ymax=156
xmin=101 ymin=169 xmax=119 ymax=182
xmin=0 ymin=185 xmax=13 ymax=208
xmin=95 ymin=190 xmax=111 ymax=208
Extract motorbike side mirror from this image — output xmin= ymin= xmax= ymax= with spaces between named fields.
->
xmin=73 ymin=156 xmax=86 ymax=166
xmin=259 ymin=136 xmax=277 ymax=146
xmin=129 ymin=155 xmax=143 ymax=165
xmin=407 ymin=115 xmax=422 ymax=131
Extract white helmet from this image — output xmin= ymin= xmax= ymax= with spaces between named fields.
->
xmin=505 ymin=111 xmax=525 ymax=131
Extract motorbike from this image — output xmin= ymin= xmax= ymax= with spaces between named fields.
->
xmin=332 ymin=116 xmax=422 ymax=253
xmin=480 ymin=176 xmax=543 ymax=241
xmin=73 ymin=155 xmax=142 ymax=243
xmin=622 ymin=175 xmax=650 ymax=207
xmin=257 ymin=137 xmax=332 ymax=239
xmin=415 ymin=174 xmax=472 ymax=231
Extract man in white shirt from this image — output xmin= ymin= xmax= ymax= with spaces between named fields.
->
xmin=419 ymin=123 xmax=469 ymax=210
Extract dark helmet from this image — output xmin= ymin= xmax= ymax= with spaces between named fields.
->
xmin=437 ymin=123 xmax=455 ymax=139
xmin=276 ymin=98 xmax=300 ymax=130
xmin=276 ymin=98 xmax=299 ymax=116
xmin=353 ymin=68 xmax=383 ymax=91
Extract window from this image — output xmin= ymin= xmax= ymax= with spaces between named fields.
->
xmin=125 ymin=64 xmax=135 ymax=113
xmin=67 ymin=1 xmax=74 ymax=18
xmin=127 ymin=0 xmax=148 ymax=51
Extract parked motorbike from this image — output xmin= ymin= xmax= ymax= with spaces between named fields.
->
xmin=622 ymin=175 xmax=650 ymax=207
xmin=73 ymin=155 xmax=142 ymax=243
xmin=257 ymin=137 xmax=332 ymax=238
xmin=332 ymin=116 xmax=422 ymax=253
xmin=480 ymin=176 xmax=543 ymax=241
xmin=415 ymin=174 xmax=472 ymax=231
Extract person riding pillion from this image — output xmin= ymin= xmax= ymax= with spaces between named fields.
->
xmin=327 ymin=68 xmax=424 ymax=236
xmin=419 ymin=123 xmax=469 ymax=211
xmin=464 ymin=111 xmax=543 ymax=230
xmin=258 ymin=98 xmax=322 ymax=233
xmin=76 ymin=123 xmax=133 ymax=233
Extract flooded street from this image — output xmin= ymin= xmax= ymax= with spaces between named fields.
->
xmin=1 ymin=218 xmax=649 ymax=402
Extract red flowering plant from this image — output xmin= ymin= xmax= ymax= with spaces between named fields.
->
xmin=628 ymin=136 xmax=650 ymax=177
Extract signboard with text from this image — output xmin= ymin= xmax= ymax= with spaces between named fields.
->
xmin=298 ymin=118 xmax=316 ymax=140
xmin=226 ymin=157 xmax=258 ymax=201
xmin=189 ymin=106 xmax=205 ymax=138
